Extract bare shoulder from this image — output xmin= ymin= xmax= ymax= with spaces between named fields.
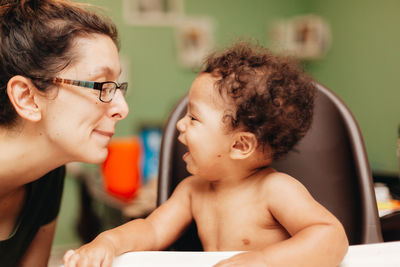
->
xmin=261 ymin=168 xmax=303 ymax=186
xmin=259 ymin=169 xmax=311 ymax=200
xmin=172 ymin=175 xmax=207 ymax=196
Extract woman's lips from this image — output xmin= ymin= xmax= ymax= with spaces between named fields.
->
xmin=93 ymin=129 xmax=114 ymax=137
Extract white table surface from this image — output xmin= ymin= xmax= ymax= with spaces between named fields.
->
xmin=109 ymin=241 xmax=400 ymax=267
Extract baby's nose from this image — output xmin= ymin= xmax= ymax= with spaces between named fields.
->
xmin=176 ymin=117 xmax=186 ymax=132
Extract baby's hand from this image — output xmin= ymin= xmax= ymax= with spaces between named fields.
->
xmin=63 ymin=234 xmax=117 ymax=267
xmin=213 ymin=251 xmax=267 ymax=267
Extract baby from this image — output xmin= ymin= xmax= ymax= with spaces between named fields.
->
xmin=64 ymin=42 xmax=348 ymax=267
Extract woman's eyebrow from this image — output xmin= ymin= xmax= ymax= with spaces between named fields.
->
xmin=90 ymin=66 xmax=121 ymax=78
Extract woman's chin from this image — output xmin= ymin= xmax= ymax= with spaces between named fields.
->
xmin=82 ymin=149 xmax=108 ymax=164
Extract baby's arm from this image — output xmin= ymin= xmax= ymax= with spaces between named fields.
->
xmin=63 ymin=177 xmax=195 ymax=267
xmin=215 ymin=173 xmax=348 ymax=267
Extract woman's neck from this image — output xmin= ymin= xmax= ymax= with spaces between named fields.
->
xmin=0 ymin=126 xmax=66 ymax=197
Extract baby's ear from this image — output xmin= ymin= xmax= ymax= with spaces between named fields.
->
xmin=230 ymin=132 xmax=258 ymax=159
xmin=7 ymin=75 xmax=42 ymax=122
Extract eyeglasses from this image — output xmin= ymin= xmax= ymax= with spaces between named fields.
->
xmin=52 ymin=77 xmax=128 ymax=103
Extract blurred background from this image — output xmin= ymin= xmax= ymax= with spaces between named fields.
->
xmin=51 ymin=0 xmax=400 ymax=260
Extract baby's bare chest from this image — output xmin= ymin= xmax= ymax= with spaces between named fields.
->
xmin=191 ymin=192 xmax=289 ymax=250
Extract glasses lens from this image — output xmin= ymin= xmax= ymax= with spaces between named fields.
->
xmin=101 ymin=82 xmax=116 ymax=102
xmin=119 ymin=82 xmax=128 ymax=96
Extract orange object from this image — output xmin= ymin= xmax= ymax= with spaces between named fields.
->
xmin=102 ymin=137 xmax=141 ymax=201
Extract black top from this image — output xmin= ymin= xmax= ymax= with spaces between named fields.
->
xmin=0 ymin=166 xmax=66 ymax=266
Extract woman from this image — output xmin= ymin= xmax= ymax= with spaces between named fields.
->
xmin=0 ymin=0 xmax=129 ymax=266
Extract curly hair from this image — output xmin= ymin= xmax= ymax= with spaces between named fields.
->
xmin=202 ymin=42 xmax=316 ymax=160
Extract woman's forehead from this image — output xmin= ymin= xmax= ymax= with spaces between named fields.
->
xmin=66 ymin=35 xmax=121 ymax=79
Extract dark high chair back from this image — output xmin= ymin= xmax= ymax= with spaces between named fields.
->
xmin=157 ymin=83 xmax=383 ymax=250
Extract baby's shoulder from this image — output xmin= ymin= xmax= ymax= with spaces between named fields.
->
xmin=259 ymin=168 xmax=307 ymax=194
xmin=175 ymin=175 xmax=208 ymax=192
xmin=168 ymin=176 xmax=200 ymax=200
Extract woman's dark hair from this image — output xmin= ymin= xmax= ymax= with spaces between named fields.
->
xmin=203 ymin=42 xmax=316 ymax=160
xmin=0 ymin=0 xmax=119 ymax=126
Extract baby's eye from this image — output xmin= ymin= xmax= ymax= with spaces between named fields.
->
xmin=187 ymin=114 xmax=197 ymax=121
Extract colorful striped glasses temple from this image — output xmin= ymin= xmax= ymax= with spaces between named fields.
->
xmin=52 ymin=77 xmax=128 ymax=102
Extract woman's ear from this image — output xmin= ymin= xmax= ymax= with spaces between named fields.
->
xmin=230 ymin=132 xmax=258 ymax=159
xmin=7 ymin=75 xmax=42 ymax=122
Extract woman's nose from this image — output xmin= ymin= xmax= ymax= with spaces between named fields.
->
xmin=110 ymin=89 xmax=129 ymax=120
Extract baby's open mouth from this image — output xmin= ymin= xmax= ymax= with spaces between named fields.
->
xmin=179 ymin=145 xmax=189 ymax=161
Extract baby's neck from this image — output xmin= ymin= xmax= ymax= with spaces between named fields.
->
xmin=208 ymin=165 xmax=272 ymax=192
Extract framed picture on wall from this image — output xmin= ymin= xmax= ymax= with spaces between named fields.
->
xmin=175 ymin=17 xmax=214 ymax=69
xmin=123 ymin=0 xmax=184 ymax=26
xmin=270 ymin=15 xmax=332 ymax=60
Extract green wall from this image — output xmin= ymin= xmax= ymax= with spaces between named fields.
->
xmin=306 ymin=0 xmax=400 ymax=174
xmin=85 ymin=0 xmax=400 ymax=174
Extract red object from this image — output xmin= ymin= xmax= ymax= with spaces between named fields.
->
xmin=102 ymin=137 xmax=141 ymax=201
